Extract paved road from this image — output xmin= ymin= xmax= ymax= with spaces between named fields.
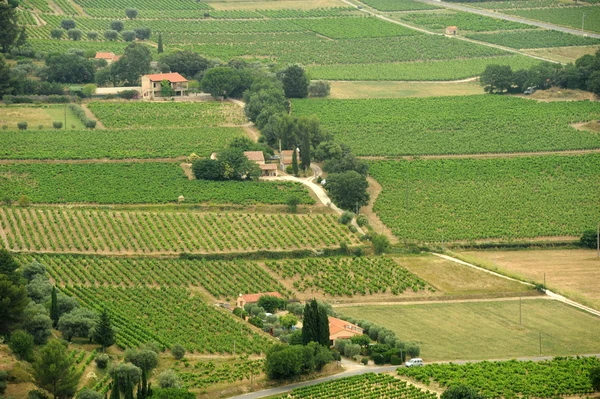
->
xmin=417 ymin=0 xmax=600 ymax=39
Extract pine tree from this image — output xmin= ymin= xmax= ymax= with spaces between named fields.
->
xmin=93 ymin=309 xmax=116 ymax=352
xmin=157 ymin=33 xmax=163 ymax=53
xmin=292 ymin=148 xmax=299 ymax=176
xmin=50 ymin=286 xmax=59 ymax=328
xmin=109 ymin=377 xmax=120 ymax=399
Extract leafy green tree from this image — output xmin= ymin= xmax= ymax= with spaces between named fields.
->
xmin=257 ymin=295 xmax=286 ymax=313
xmin=580 ymin=229 xmax=597 ymax=249
xmin=22 ymin=261 xmax=46 ymax=282
xmin=78 ymin=388 xmax=103 ymax=399
xmin=148 ymin=389 xmax=194 ymax=399
xmin=60 ymin=19 xmax=75 ymax=30
xmin=50 ymin=28 xmax=64 ymax=39
xmin=350 ymin=334 xmax=371 ymax=347
xmin=8 ymin=329 xmax=35 ymax=361
xmin=302 ymin=299 xmax=329 ymax=346
xmin=192 ymin=158 xmax=225 ymax=181
xmin=325 ymin=171 xmax=370 ymax=211
xmin=171 ymin=344 xmax=185 ymax=360
xmin=0 ymin=55 xmax=12 ymax=98
xmin=591 ymin=366 xmax=600 ymax=391
xmin=45 ymin=52 xmax=95 ymax=84
xmin=157 ymin=33 xmax=163 ymax=53
xmin=93 ymin=308 xmax=116 ymax=352
xmin=158 ymin=370 xmax=182 ymax=389
xmin=134 ymin=27 xmax=151 ymax=40
xmin=158 ymin=51 xmax=210 ymax=80
xmin=112 ymin=363 xmax=141 ymax=396
xmin=279 ymin=314 xmax=297 ymax=330
xmin=218 ymin=147 xmax=261 ymax=181
xmin=0 ymin=370 xmax=7 ymax=395
xmin=0 ymin=248 xmax=20 ymax=281
xmin=287 ymin=194 xmax=300 ymax=213
xmin=372 ymin=233 xmax=391 ymax=255
xmin=114 ymin=43 xmax=151 ymax=85
xmin=0 ymin=275 xmax=28 ymax=335
xmin=323 ymin=153 xmax=368 ymax=176
xmin=27 ymin=275 xmax=53 ymax=303
xmin=33 ymin=340 xmax=80 ymax=399
xmin=109 ymin=375 xmax=120 ymax=399
xmin=280 ymin=64 xmax=309 ymax=98
xmin=125 ymin=8 xmax=138 ymax=19
xmin=160 ymin=79 xmax=175 ymax=97
xmin=67 ymin=28 xmax=82 ymax=41
xmin=265 ymin=345 xmax=303 ymax=379
xmin=587 ymin=71 xmax=600 ymax=97
xmin=441 ymin=385 xmax=484 ymax=399
xmin=481 ymin=64 xmax=513 ymax=94
xmin=0 ymin=3 xmax=21 ymax=53
xmin=104 ymin=30 xmax=118 ymax=41
xmin=122 ymin=31 xmax=135 ymax=42
xmin=200 ymin=67 xmax=241 ymax=99
xmin=50 ymin=286 xmax=59 ymax=327
xmin=110 ymin=20 xmax=124 ymax=32
xmin=58 ymin=308 xmax=98 ymax=342
xmin=125 ymin=349 xmax=158 ymax=374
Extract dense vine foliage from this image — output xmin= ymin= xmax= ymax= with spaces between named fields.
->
xmin=398 ymin=11 xmax=531 ymax=31
xmin=398 ymin=357 xmax=600 ymax=398
xmin=178 ymin=358 xmax=264 ymax=389
xmin=467 ymin=29 xmax=600 ymax=49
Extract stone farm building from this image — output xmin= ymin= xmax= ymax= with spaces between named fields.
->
xmin=236 ymin=292 xmax=283 ymax=309
xmin=329 ymin=316 xmax=363 ymax=346
xmin=280 ymin=148 xmax=300 ymax=171
xmin=141 ymin=72 xmax=188 ymax=99
xmin=446 ymin=26 xmax=458 ymax=35
xmin=244 ymin=151 xmax=278 ymax=177
xmin=95 ymin=52 xmax=120 ymax=64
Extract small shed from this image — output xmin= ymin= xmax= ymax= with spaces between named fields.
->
xmin=446 ymin=26 xmax=458 ymax=35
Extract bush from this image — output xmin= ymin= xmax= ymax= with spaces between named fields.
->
xmin=390 ymin=355 xmax=402 ymax=365
xmin=38 ymin=124 xmax=44 ymax=130
xmin=104 ymin=30 xmax=118 ymax=41
xmin=87 ymin=31 xmax=98 ymax=40
xmin=348 ymin=224 xmax=358 ymax=233
xmin=17 ymin=121 xmax=28 ymax=130
xmin=372 ymin=233 xmax=391 ymax=254
xmin=67 ymin=29 xmax=83 ymax=41
xmin=122 ymin=31 xmax=136 ymax=42
xmin=373 ymin=353 xmax=385 ymax=365
xmin=95 ymin=354 xmax=110 ymax=369
xmin=580 ymin=229 xmax=597 ymax=249
xmin=361 ymin=357 xmax=369 ymax=365
xmin=308 ymin=80 xmax=330 ymax=98
xmin=339 ymin=211 xmax=354 ymax=225
xmin=68 ymin=104 xmax=96 ymax=128
xmin=50 ymin=28 xmax=64 ymax=39
xmin=248 ymin=316 xmax=263 ymax=329
xmin=110 ymin=20 xmax=124 ymax=32
xmin=53 ymin=121 xmax=63 ymax=129
xmin=406 ymin=343 xmax=420 ymax=357
xmin=591 ymin=366 xmax=600 ymax=391
xmin=84 ymin=119 xmax=96 ymax=129
xmin=61 ymin=19 xmax=76 ymax=30
xmin=9 ymin=330 xmax=35 ymax=361
xmin=232 ymin=307 xmax=247 ymax=319
xmin=18 ymin=195 xmax=30 ymax=207
xmin=119 ymin=89 xmax=139 ymax=99
xmin=441 ymin=385 xmax=484 ymax=399
xmin=171 ymin=344 xmax=185 ymax=360
xmin=356 ymin=214 xmax=368 ymax=227
xmin=125 ymin=8 xmax=138 ymax=19
xmin=344 ymin=344 xmax=361 ymax=358
xmin=27 ymin=390 xmax=49 ymax=399
xmin=2 ymin=125 xmax=7 ymax=130
xmin=77 ymin=388 xmax=103 ymax=399
xmin=149 ymin=388 xmax=194 ymax=399
xmin=158 ymin=369 xmax=182 ymax=389
xmin=287 ymin=194 xmax=300 ymax=213
xmin=82 ymin=83 xmax=97 ymax=98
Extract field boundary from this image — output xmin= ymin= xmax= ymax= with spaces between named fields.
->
xmin=433 ymin=253 xmax=600 ymax=318
xmin=358 ymin=147 xmax=600 ymax=160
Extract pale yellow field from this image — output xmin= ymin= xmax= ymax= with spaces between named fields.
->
xmin=328 ymin=81 xmax=484 ymax=99
xmin=458 ymin=249 xmax=600 ymax=310
xmin=0 ymin=106 xmax=54 ymax=129
xmin=208 ymin=0 xmax=346 ymax=10
xmin=525 ymin=45 xmax=600 ymax=63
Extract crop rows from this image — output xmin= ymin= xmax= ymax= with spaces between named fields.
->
xmin=398 ymin=357 xmax=600 ymax=398
xmin=467 ymin=29 xmax=600 ymax=49
xmin=73 ymin=0 xmax=211 ymax=10
xmin=290 ymin=96 xmax=600 ymax=156
xmin=273 ymin=373 xmax=438 ymax=399
xmin=258 ymin=7 xmax=357 ymax=18
xmin=26 ymin=0 xmax=53 ymax=13
xmin=179 ymin=358 xmax=264 ymax=389
xmin=83 ymin=7 xmax=356 ymax=19
xmin=398 ymin=11 xmax=533 ymax=31
xmin=62 ymin=285 xmax=270 ymax=353
xmin=18 ymin=253 xmax=287 ymax=299
xmin=54 ymin=0 xmax=79 ymax=15
xmin=369 ymin=154 xmax=600 ymax=241
xmin=307 ymin=54 xmax=538 ymax=81
xmin=0 ymin=162 xmax=313 ymax=205
xmin=87 ymin=101 xmax=246 ymax=128
xmin=506 ymin=6 xmax=600 ymax=33
xmin=28 ymin=38 xmax=132 ymax=55
xmin=358 ymin=0 xmax=439 ymax=11
xmin=0 ymin=126 xmax=245 ymax=160
xmin=0 ymin=208 xmax=358 ymax=254
xmin=265 ymin=257 xmax=432 ymax=296
xmin=465 ymin=0 xmax=566 ymax=9
xmin=289 ymin=17 xmax=418 ymax=39
xmin=17 ymin=10 xmax=37 ymax=25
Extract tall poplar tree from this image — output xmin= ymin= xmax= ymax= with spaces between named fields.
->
xmin=291 ymin=148 xmax=299 ymax=176
xmin=157 ymin=33 xmax=163 ymax=53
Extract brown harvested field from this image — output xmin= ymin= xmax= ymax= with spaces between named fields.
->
xmin=525 ymin=45 xmax=600 ymax=63
xmin=329 ymin=81 xmax=484 ymax=99
xmin=208 ymin=0 xmax=346 ymax=10
xmin=458 ymin=249 xmax=600 ymax=310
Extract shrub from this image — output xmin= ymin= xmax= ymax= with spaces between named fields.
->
xmin=339 ymin=211 xmax=354 ymax=225
xmin=17 ymin=195 xmax=30 ymax=207
xmin=125 ymin=8 xmax=138 ymax=19
xmin=38 ymin=124 xmax=44 ymax=130
xmin=406 ymin=343 xmax=420 ymax=357
xmin=356 ymin=214 xmax=368 ymax=227
xmin=17 ymin=121 xmax=27 ymax=130
xmin=1 ymin=125 xmax=7 ymax=130
xmin=50 ymin=28 xmax=64 ymax=39
xmin=82 ymin=84 xmax=97 ymax=98
xmin=580 ymin=229 xmax=597 ymax=249
xmin=119 ymin=89 xmax=139 ymax=99
xmin=390 ymin=355 xmax=402 ymax=365
xmin=77 ymin=388 xmax=103 ymax=399
xmin=52 ymin=121 xmax=63 ymax=129
xmin=122 ymin=31 xmax=136 ymax=42
xmin=361 ymin=357 xmax=369 ymax=365
xmin=9 ymin=330 xmax=34 ymax=361
xmin=372 ymin=233 xmax=391 ymax=254
xmin=591 ymin=366 xmax=600 ymax=391
xmin=149 ymin=388 xmax=194 ymax=399
xmin=373 ymin=353 xmax=385 ymax=365
xmin=61 ymin=19 xmax=76 ymax=30
xmin=344 ymin=344 xmax=361 ymax=358
xmin=95 ymin=354 xmax=110 ymax=369
xmin=158 ymin=369 xmax=182 ymax=389
xmin=171 ymin=344 xmax=185 ymax=360
xmin=84 ymin=119 xmax=96 ymax=129
xmin=308 ymin=80 xmax=330 ymax=98
xmin=248 ymin=316 xmax=263 ymax=329
xmin=27 ymin=390 xmax=49 ymax=399
xmin=349 ymin=224 xmax=358 ymax=233
xmin=87 ymin=31 xmax=98 ymax=40
xmin=134 ymin=27 xmax=151 ymax=40
xmin=67 ymin=29 xmax=83 ymax=41
xmin=232 ymin=307 xmax=247 ymax=319
xmin=104 ymin=30 xmax=118 ymax=41
xmin=287 ymin=194 xmax=300 ymax=213
xmin=110 ymin=20 xmax=124 ymax=32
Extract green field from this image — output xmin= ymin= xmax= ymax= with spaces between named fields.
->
xmin=506 ymin=6 xmax=600 ymax=33
xmin=370 ymin=154 xmax=600 ymax=241
xmin=0 ymin=105 xmax=84 ymax=130
xmin=291 ymin=96 xmax=600 ymax=156
xmin=359 ymin=0 xmax=439 ymax=11
xmin=0 ymin=127 xmax=245 ymax=159
xmin=0 ymin=162 xmax=313 ymax=204
xmin=397 ymin=11 xmax=532 ymax=31
xmin=338 ymin=300 xmax=600 ymax=360
xmin=466 ymin=29 xmax=600 ymax=49
xmin=87 ymin=101 xmax=246 ymax=129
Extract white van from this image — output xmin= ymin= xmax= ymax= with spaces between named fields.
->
xmin=405 ymin=358 xmax=424 ymax=367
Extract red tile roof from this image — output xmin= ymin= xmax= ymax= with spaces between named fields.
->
xmin=329 ymin=316 xmax=363 ymax=338
xmin=259 ymin=164 xmax=278 ymax=170
xmin=244 ymin=151 xmax=265 ymax=163
xmin=144 ymin=72 xmax=188 ymax=83
xmin=280 ymin=149 xmax=299 ymax=165
xmin=95 ymin=52 xmax=115 ymax=59
xmin=239 ymin=292 xmax=282 ymax=304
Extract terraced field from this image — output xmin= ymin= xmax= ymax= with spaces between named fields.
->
xmin=0 ymin=208 xmax=357 ymax=254
xmin=369 ymin=154 xmax=600 ymax=241
xmin=291 ymin=96 xmax=600 ymax=156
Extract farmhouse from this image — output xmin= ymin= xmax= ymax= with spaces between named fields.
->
xmin=94 ymin=52 xmax=120 ymax=64
xmin=141 ymin=72 xmax=188 ymax=99
xmin=236 ymin=292 xmax=283 ymax=309
xmin=280 ymin=148 xmax=300 ymax=171
xmin=244 ymin=151 xmax=278 ymax=177
xmin=329 ymin=316 xmax=364 ymax=345
xmin=445 ymin=26 xmax=458 ymax=35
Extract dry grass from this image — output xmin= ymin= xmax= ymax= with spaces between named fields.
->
xmin=208 ymin=0 xmax=346 ymax=10
xmin=459 ymin=249 xmax=600 ymax=310
xmin=525 ymin=45 xmax=600 ymax=63
xmin=328 ymin=81 xmax=484 ymax=99
xmin=521 ymin=87 xmax=597 ymax=102
xmin=337 ymin=299 xmax=600 ymax=361
xmin=0 ymin=106 xmax=84 ymax=130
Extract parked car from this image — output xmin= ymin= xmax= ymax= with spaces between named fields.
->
xmin=405 ymin=358 xmax=424 ymax=367
xmin=524 ymin=86 xmax=537 ymax=95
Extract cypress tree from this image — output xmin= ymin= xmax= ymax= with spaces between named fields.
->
xmin=157 ymin=33 xmax=163 ymax=53
xmin=300 ymin=133 xmax=310 ymax=172
xmin=50 ymin=286 xmax=59 ymax=328
xmin=318 ymin=305 xmax=330 ymax=346
xmin=140 ymin=371 xmax=147 ymax=399
xmin=124 ymin=375 xmax=134 ymax=399
xmin=292 ymin=148 xmax=299 ymax=176
xmin=94 ymin=308 xmax=116 ymax=352
xmin=109 ymin=377 xmax=120 ymax=399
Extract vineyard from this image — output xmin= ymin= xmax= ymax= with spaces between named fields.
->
xmin=358 ymin=0 xmax=439 ymax=11
xmin=178 ymin=358 xmax=264 ymax=389
xmin=398 ymin=357 xmax=600 ymax=398
xmin=466 ymin=29 xmax=600 ymax=49
xmin=462 ymin=0 xmax=564 ymax=9
xmin=0 ymin=208 xmax=357 ymax=255
xmin=397 ymin=11 xmax=531 ymax=31
xmin=265 ymin=257 xmax=433 ymax=297
xmin=273 ymin=373 xmax=439 ymax=399
xmin=289 ymin=17 xmax=418 ymax=39
xmin=291 ymin=96 xmax=600 ymax=156
xmin=0 ymin=162 xmax=313 ymax=204
xmin=369 ymin=154 xmax=600 ymax=241
xmin=0 ymin=127 xmax=245 ymax=159
xmin=506 ymin=6 xmax=600 ymax=33
xmin=62 ymin=285 xmax=271 ymax=353
xmin=87 ymin=101 xmax=246 ymax=129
